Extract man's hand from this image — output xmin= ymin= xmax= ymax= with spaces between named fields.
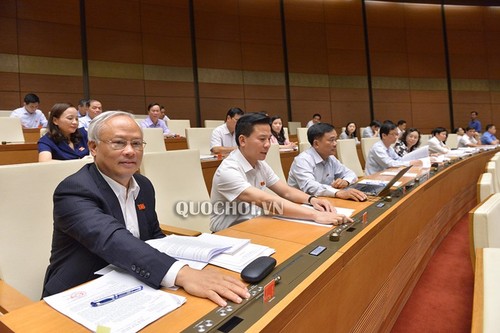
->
xmin=331 ymin=178 xmax=349 ymax=189
xmin=335 ymin=188 xmax=367 ymax=202
xmin=313 ymin=211 xmax=353 ymax=226
xmin=310 ymin=197 xmax=336 ymax=213
xmin=175 ymin=266 xmax=250 ymax=307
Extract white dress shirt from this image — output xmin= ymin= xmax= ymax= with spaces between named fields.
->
xmin=288 ymin=147 xmax=357 ymax=197
xmin=210 ymin=123 xmax=237 ymax=151
xmin=10 ymin=107 xmax=48 ymax=128
xmin=210 ymin=149 xmax=279 ymax=232
xmin=365 ymin=140 xmax=409 ymax=175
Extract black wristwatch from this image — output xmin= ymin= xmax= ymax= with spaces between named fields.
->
xmin=308 ymin=195 xmax=317 ymax=204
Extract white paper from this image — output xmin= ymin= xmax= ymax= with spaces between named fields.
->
xmin=401 ymin=145 xmax=429 ymax=162
xmin=273 ymin=206 xmax=355 ymax=227
xmin=146 ymin=235 xmax=231 ymax=262
xmin=210 ymin=243 xmax=275 ymax=272
xmin=44 ymin=270 xmax=186 ymax=333
xmin=196 ymin=233 xmax=250 ymax=255
xmin=200 ymin=154 xmax=217 ymax=160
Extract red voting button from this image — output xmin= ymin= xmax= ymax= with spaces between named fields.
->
xmin=263 ymin=279 xmax=275 ymax=302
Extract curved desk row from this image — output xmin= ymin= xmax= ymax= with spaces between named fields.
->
xmin=0 ymin=149 xmax=495 ymax=332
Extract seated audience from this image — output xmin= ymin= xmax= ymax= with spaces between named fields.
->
xmin=210 ymin=107 xmax=244 ymax=154
xmin=78 ymin=99 xmax=103 ymax=130
xmin=481 ymin=124 xmax=500 ymax=145
xmin=140 ymin=102 xmax=176 ymax=137
xmin=306 ymin=113 xmax=322 ymax=128
xmin=365 ymin=122 xmax=422 ymax=175
xmin=362 ymin=120 xmax=381 ymax=138
xmin=38 ymin=103 xmax=89 ymax=162
xmin=288 ymin=123 xmax=366 ymax=202
xmin=458 ymin=127 xmax=480 ymax=148
xmin=453 ymin=126 xmax=465 ymax=138
xmin=160 ymin=105 xmax=170 ymax=121
xmin=42 ymin=111 xmax=250 ymax=307
xmin=428 ymin=127 xmax=451 ymax=154
xmin=339 ymin=122 xmax=359 ymax=144
xmin=10 ymin=93 xmax=48 ymax=129
xmin=77 ymin=99 xmax=89 ymax=118
xmin=396 ymin=120 xmax=407 ymax=138
xmin=210 ymin=113 xmax=351 ymax=232
xmin=394 ymin=128 xmax=421 ymax=157
xmin=270 ymin=116 xmax=297 ymax=149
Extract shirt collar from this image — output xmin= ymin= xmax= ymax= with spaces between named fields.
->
xmin=96 ymin=165 xmax=140 ymax=200
xmin=233 ymin=148 xmax=255 ymax=173
xmin=307 ymin=147 xmax=327 ymax=164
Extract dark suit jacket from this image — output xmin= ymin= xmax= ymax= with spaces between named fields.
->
xmin=42 ymin=163 xmax=177 ymax=297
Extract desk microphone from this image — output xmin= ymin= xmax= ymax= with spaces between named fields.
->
xmin=1 ymin=141 xmax=12 ymax=145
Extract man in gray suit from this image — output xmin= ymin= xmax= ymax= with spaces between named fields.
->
xmin=42 ymin=111 xmax=249 ymax=307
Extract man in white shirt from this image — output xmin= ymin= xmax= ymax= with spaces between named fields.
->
xmin=78 ymin=99 xmax=103 ymax=129
xmin=10 ymin=93 xmax=48 ymax=128
xmin=458 ymin=127 xmax=479 ymax=148
xmin=306 ymin=113 xmax=322 ymax=128
xmin=396 ymin=120 xmax=407 ymax=138
xmin=362 ymin=120 xmax=381 ymax=138
xmin=365 ymin=122 xmax=422 ymax=175
xmin=288 ymin=123 xmax=366 ymax=201
xmin=210 ymin=107 xmax=244 ymax=154
xmin=210 ymin=113 xmax=351 ymax=232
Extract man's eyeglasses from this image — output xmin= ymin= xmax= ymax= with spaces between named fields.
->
xmin=102 ymin=140 xmax=147 ymax=151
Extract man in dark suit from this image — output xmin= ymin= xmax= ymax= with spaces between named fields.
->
xmin=42 ymin=111 xmax=249 ymax=307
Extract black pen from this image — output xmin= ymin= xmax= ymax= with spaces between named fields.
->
xmin=90 ymin=285 xmax=143 ymax=307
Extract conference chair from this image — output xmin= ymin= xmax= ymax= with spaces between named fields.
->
xmin=0 ymin=117 xmax=24 ymax=143
xmin=140 ymin=150 xmax=212 ymax=235
xmin=0 ymin=159 xmax=92 ymax=302
xmin=360 ymin=137 xmax=380 ymax=162
xmin=336 ymin=139 xmax=364 ymax=178
xmin=299 ymin=142 xmax=311 ymax=153
xmin=484 ymin=161 xmax=500 ymax=193
xmin=204 ymin=120 xmax=224 ymax=128
xmin=420 ymin=134 xmax=430 ymax=146
xmin=167 ymin=119 xmax=191 ymax=137
xmin=186 ymin=127 xmax=214 ymax=155
xmin=446 ymin=133 xmax=458 ymax=149
xmin=287 ymin=121 xmax=301 ymax=135
xmin=469 ymin=193 xmax=500 ymax=267
xmin=297 ymin=127 xmax=308 ymax=144
xmin=265 ymin=144 xmax=286 ymax=182
xmin=0 ymin=110 xmax=12 ymax=117
xmin=134 ymin=114 xmax=148 ymax=120
xmin=283 ymin=127 xmax=290 ymax=141
xmin=477 ymin=173 xmax=495 ymax=204
xmin=142 ymin=128 xmax=166 ymax=152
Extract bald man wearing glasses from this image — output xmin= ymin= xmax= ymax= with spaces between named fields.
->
xmin=42 ymin=111 xmax=249 ymax=307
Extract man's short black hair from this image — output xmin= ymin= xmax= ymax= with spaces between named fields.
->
xmin=431 ymin=127 xmax=447 ymax=136
xmin=226 ymin=107 xmax=245 ymax=119
xmin=379 ymin=122 xmax=397 ymax=138
xmin=78 ymin=99 xmax=90 ymax=107
xmin=24 ymin=93 xmax=40 ymax=104
xmin=397 ymin=119 xmax=406 ymax=126
xmin=486 ymin=124 xmax=495 ymax=131
xmin=307 ymin=123 xmax=335 ymax=145
xmin=235 ymin=113 xmax=270 ymax=147
xmin=312 ymin=113 xmax=321 ymax=119
xmin=370 ymin=120 xmax=381 ymax=128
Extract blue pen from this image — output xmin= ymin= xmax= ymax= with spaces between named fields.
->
xmin=90 ymin=285 xmax=144 ymax=307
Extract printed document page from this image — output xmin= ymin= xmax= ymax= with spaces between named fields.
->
xmin=44 ymin=270 xmax=186 ymax=333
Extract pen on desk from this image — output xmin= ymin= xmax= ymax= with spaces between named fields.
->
xmin=90 ymin=285 xmax=144 ymax=307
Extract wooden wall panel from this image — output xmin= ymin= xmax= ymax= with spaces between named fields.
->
xmin=0 ymin=18 xmax=18 ymax=54
xmin=16 ymin=0 xmax=79 ymax=24
xmin=291 ymin=100 xmax=332 ymax=125
xmin=144 ymin=81 xmax=195 ymax=98
xmin=0 ymin=73 xmax=20 ymax=92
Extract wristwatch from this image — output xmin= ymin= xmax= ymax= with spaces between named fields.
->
xmin=308 ymin=195 xmax=317 ymax=204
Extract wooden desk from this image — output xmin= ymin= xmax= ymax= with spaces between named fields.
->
xmin=471 ymin=248 xmax=484 ymax=333
xmin=0 ymin=143 xmax=38 ymax=165
xmin=22 ymin=129 xmax=41 ymax=143
xmin=164 ymin=137 xmax=188 ymax=151
xmin=0 ymin=150 xmax=496 ymax=333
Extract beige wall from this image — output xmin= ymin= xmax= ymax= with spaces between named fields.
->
xmin=0 ymin=0 xmax=499 ymax=131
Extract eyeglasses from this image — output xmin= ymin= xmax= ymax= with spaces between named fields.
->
xmin=102 ymin=139 xmax=147 ymax=151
